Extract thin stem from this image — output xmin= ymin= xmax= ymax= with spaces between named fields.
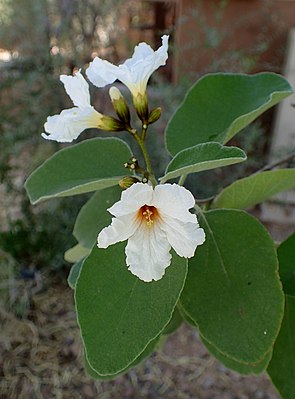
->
xmin=142 ymin=124 xmax=148 ymax=141
xmin=255 ymin=150 xmax=295 ymax=174
xmin=194 ymin=203 xmax=204 ymax=216
xmin=126 ymin=126 xmax=157 ymax=186
xmin=135 ymin=136 xmax=157 ymax=187
xmin=178 ymin=174 xmax=187 ymax=186
xmin=196 ymin=195 xmax=215 ymax=204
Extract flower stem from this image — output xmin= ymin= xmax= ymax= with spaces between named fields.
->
xmin=142 ymin=124 xmax=148 ymax=141
xmin=178 ymin=174 xmax=187 ymax=186
xmin=194 ymin=203 xmax=203 ymax=216
xmin=127 ymin=127 xmax=157 ymax=186
xmin=136 ymin=137 xmax=157 ymax=187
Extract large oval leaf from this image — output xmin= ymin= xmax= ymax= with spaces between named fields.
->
xmin=84 ymin=335 xmax=160 ymax=380
xmin=180 ymin=209 xmax=284 ymax=363
xmin=160 ymin=142 xmax=246 ymax=183
xmin=74 ymin=186 xmax=122 ymax=249
xmin=75 ymin=243 xmax=187 ymax=375
xmin=268 ymin=295 xmax=295 ymax=399
xmin=67 ymin=258 xmax=84 ymax=289
xmin=25 ymin=137 xmax=132 ymax=204
xmin=277 ymin=232 xmax=295 ymax=296
xmin=201 ymin=335 xmax=272 ymax=375
xmin=212 ymin=169 xmax=295 ymax=210
xmin=162 ymin=307 xmax=183 ymax=335
xmin=166 ymin=73 xmax=293 ymax=155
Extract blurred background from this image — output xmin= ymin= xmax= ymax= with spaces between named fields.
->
xmin=0 ymin=0 xmax=294 ymax=397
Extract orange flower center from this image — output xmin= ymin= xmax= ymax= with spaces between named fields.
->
xmin=139 ymin=205 xmax=158 ymax=227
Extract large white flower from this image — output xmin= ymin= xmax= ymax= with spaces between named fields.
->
xmin=86 ymin=35 xmax=169 ymax=98
xmin=42 ymin=71 xmax=105 ymax=142
xmin=97 ymin=183 xmax=205 ymax=282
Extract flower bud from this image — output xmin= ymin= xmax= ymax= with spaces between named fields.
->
xmin=98 ymin=115 xmax=125 ymax=132
xmin=148 ymin=107 xmax=161 ymax=125
xmin=124 ymin=157 xmax=139 ymax=171
xmin=133 ymin=92 xmax=149 ymax=124
xmin=109 ymin=87 xmax=131 ymax=126
xmin=119 ymin=176 xmax=140 ymax=189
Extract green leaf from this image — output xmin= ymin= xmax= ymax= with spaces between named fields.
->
xmin=25 ymin=137 xmax=132 ymax=204
xmin=160 ymin=142 xmax=246 ymax=183
xmin=180 ymin=209 xmax=284 ymax=364
xmin=166 ymin=73 xmax=293 ymax=155
xmin=75 ymin=243 xmax=187 ymax=376
xmin=177 ymin=301 xmax=197 ymax=327
xmin=201 ymin=335 xmax=272 ymax=375
xmin=84 ymin=335 xmax=160 ymax=380
xmin=74 ymin=186 xmax=122 ymax=249
xmin=64 ymin=243 xmax=90 ymax=263
xmin=67 ymin=259 xmax=84 ymax=289
xmin=278 ymin=232 xmax=295 ymax=296
xmin=212 ymin=169 xmax=295 ymax=210
xmin=268 ymin=295 xmax=295 ymax=399
xmin=162 ymin=306 xmax=183 ymax=335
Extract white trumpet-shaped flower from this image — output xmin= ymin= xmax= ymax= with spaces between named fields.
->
xmin=86 ymin=35 xmax=169 ymax=98
xmin=97 ymin=183 xmax=205 ymax=282
xmin=42 ymin=71 xmax=105 ymax=142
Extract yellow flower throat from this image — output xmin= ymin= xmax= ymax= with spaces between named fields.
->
xmin=139 ymin=205 xmax=158 ymax=227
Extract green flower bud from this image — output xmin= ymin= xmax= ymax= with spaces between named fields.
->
xmin=98 ymin=115 xmax=125 ymax=132
xmin=119 ymin=176 xmax=140 ymax=189
xmin=148 ymin=107 xmax=161 ymax=125
xmin=109 ymin=87 xmax=131 ymax=126
xmin=133 ymin=92 xmax=149 ymax=124
xmin=124 ymin=157 xmax=139 ymax=171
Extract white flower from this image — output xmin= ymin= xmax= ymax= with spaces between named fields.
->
xmin=86 ymin=35 xmax=169 ymax=98
xmin=42 ymin=70 xmax=104 ymax=142
xmin=97 ymin=183 xmax=205 ymax=282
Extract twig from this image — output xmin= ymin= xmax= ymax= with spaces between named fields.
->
xmin=195 ymin=195 xmax=215 ymax=204
xmin=255 ymin=150 xmax=295 ymax=174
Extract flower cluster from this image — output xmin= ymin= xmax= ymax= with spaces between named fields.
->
xmin=42 ymin=35 xmax=205 ymax=282
xmin=42 ymin=35 xmax=169 ymax=142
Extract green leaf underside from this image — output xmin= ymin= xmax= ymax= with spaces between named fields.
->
xmin=277 ymin=232 xmax=295 ymax=297
xmin=64 ymin=243 xmax=90 ymax=263
xmin=212 ymin=169 xmax=295 ymax=210
xmin=160 ymin=143 xmax=246 ymax=183
xmin=84 ymin=335 xmax=160 ymax=380
xmin=268 ymin=295 xmax=295 ymax=399
xmin=180 ymin=209 xmax=284 ymax=364
xmin=75 ymin=243 xmax=187 ymax=375
xmin=201 ymin=335 xmax=272 ymax=375
xmin=67 ymin=259 xmax=84 ymax=289
xmin=25 ymin=137 xmax=132 ymax=204
xmin=166 ymin=73 xmax=293 ymax=155
xmin=74 ymin=186 xmax=122 ymax=249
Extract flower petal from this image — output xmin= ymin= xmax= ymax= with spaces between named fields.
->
xmin=42 ymin=107 xmax=102 ymax=142
xmin=161 ymin=215 xmax=205 ymax=258
xmin=60 ymin=71 xmax=91 ymax=108
xmin=153 ymin=184 xmax=196 ymax=223
xmin=108 ymin=183 xmax=153 ymax=217
xmin=97 ymin=214 xmax=139 ymax=248
xmin=123 ymin=35 xmax=169 ymax=78
xmin=125 ymin=222 xmax=171 ymax=282
xmin=86 ymin=58 xmax=120 ymax=88
xmin=86 ymin=35 xmax=169 ymax=97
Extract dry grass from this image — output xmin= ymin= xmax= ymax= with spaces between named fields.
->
xmin=0 ymin=277 xmax=281 ymax=399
